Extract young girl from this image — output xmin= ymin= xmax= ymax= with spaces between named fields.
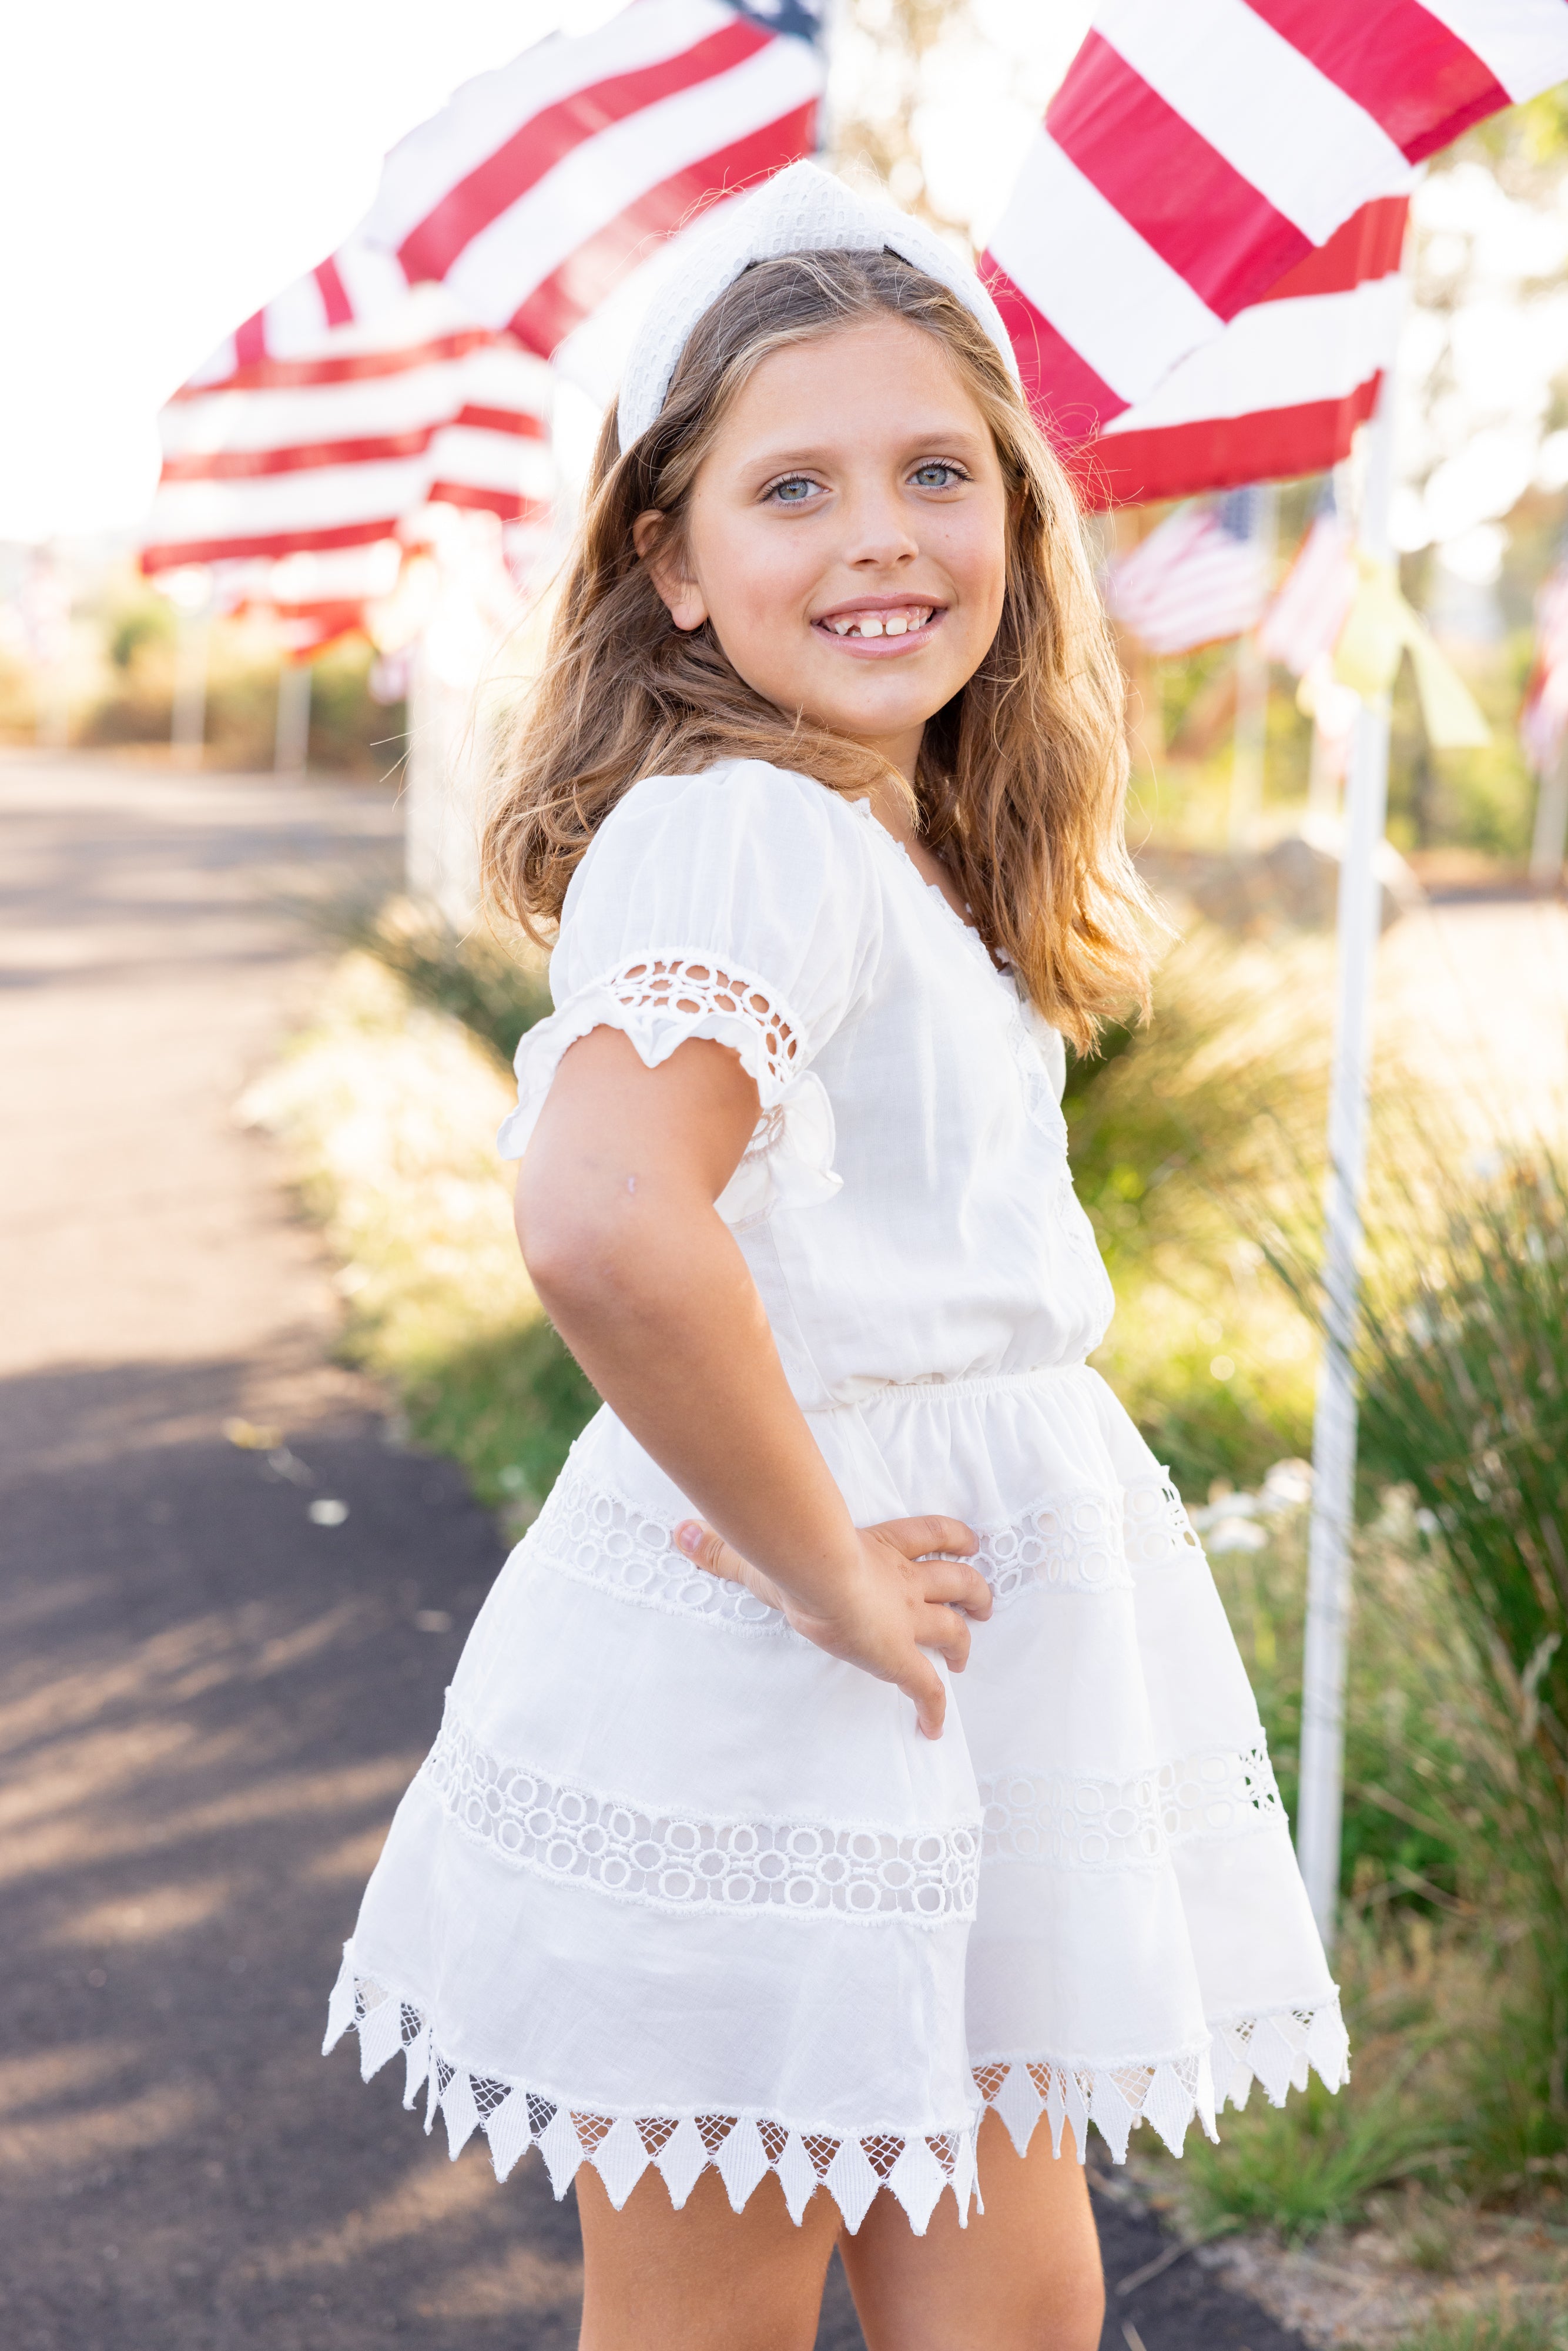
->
xmin=326 ymin=163 xmax=1346 ymax=2350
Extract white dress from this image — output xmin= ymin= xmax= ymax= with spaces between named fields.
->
xmin=325 ymin=758 xmax=1347 ymax=2236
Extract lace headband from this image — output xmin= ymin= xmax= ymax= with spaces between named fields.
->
xmin=615 ymin=159 xmax=1020 ymax=453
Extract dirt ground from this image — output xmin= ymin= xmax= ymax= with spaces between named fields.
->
xmin=17 ymin=744 xmax=1552 ymax=2349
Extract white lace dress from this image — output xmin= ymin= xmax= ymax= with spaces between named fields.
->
xmin=324 ymin=758 xmax=1347 ymax=2236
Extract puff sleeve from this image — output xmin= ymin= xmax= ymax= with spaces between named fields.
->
xmin=496 ymin=761 xmax=883 ymax=1226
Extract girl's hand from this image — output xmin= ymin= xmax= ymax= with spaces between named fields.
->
xmin=674 ymin=1516 xmax=991 ymax=1740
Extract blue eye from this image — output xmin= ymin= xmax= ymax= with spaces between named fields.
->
xmin=912 ymin=461 xmax=965 ymax=489
xmin=768 ymin=475 xmax=817 ymax=504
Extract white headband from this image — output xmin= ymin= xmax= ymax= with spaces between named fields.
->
xmin=615 ymin=159 xmax=1020 ymax=453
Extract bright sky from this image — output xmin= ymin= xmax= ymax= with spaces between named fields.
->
xmin=1 ymin=1 xmax=1091 ymax=547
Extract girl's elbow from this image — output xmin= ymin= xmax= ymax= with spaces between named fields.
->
xmin=515 ymin=1187 xmax=633 ymax=1316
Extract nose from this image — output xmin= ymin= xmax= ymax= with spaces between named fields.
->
xmin=839 ymin=480 xmax=920 ymax=571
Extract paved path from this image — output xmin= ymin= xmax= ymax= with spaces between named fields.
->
xmin=0 ymin=749 xmax=1316 ymax=2351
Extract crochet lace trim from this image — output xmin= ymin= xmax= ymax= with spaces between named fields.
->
xmin=602 ymin=953 xmax=803 ymax=1095
xmin=974 ymin=1990 xmax=1349 ymax=2168
xmin=325 ymin=1953 xmax=979 ymax=2233
xmin=421 ymin=1708 xmax=981 ymax=1924
xmin=980 ymin=1739 xmax=1284 ymax=1871
xmin=418 ymin=1708 xmax=1284 ymax=1915
xmin=524 ymin=1459 xmax=1201 ymax=1631
xmin=323 ymin=1955 xmax=1348 ymax=2225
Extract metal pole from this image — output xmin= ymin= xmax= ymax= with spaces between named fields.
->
xmin=1296 ymin=368 xmax=1399 ymax=1945
xmin=1228 ymin=484 xmax=1278 ymax=849
xmin=274 ymin=658 xmax=313 ymax=775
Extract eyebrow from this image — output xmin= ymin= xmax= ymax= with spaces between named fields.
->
xmin=741 ymin=426 xmax=991 ymax=473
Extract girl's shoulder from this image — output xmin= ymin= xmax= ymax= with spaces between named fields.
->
xmin=600 ymin=756 xmax=874 ymax=849
xmin=566 ymin=759 xmax=880 ymax=917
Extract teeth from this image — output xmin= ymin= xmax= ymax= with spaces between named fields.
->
xmin=823 ymin=608 xmax=934 ymax=638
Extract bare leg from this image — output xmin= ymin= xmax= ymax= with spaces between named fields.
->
xmin=839 ymin=2111 xmax=1105 ymax=2351
xmin=575 ymin=2160 xmax=840 ymax=2351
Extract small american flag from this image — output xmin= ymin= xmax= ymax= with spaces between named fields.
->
xmin=1104 ymin=490 xmax=1270 ymax=657
xmin=1258 ymin=492 xmax=1358 ymax=676
xmin=1522 ymin=559 xmax=1568 ymax=778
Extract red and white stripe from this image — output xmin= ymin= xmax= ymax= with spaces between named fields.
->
xmin=186 ymin=242 xmax=413 ymax=389
xmin=1258 ymin=508 xmax=1358 ymax=673
xmin=362 ymin=0 xmax=823 ymax=357
xmin=1104 ymin=501 xmax=1270 ymax=655
xmin=984 ymin=0 xmax=1568 ymax=504
xmin=142 ymin=289 xmax=552 ymax=577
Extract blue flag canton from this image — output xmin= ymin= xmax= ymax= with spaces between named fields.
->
xmin=1215 ymin=486 xmax=1265 ymax=543
xmin=732 ymin=0 xmax=825 ymax=42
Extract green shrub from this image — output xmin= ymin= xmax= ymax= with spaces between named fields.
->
xmin=1179 ymin=2066 xmax=1459 ymax=2243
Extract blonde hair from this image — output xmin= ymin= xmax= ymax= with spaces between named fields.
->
xmin=483 ymin=247 xmax=1157 ymax=1051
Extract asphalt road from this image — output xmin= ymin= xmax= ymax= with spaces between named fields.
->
xmin=0 ymin=749 xmax=1311 ymax=2351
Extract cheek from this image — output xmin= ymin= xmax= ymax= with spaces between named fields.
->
xmin=947 ymin=509 xmax=1009 ymax=625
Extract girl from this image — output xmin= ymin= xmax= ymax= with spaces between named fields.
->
xmin=326 ymin=163 xmax=1346 ymax=2351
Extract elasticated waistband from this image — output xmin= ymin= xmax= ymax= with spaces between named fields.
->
xmin=803 ymin=1362 xmax=1093 ymax=1413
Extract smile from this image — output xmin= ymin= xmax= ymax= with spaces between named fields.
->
xmin=812 ymin=604 xmax=942 ymax=648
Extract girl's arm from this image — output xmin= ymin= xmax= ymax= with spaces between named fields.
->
xmin=515 ymin=1026 xmax=989 ymax=1737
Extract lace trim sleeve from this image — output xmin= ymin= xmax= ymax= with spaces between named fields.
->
xmin=497 ymin=953 xmax=840 ymax=1228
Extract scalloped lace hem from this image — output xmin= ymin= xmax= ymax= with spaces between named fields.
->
xmin=323 ymin=1953 xmax=1348 ymax=2227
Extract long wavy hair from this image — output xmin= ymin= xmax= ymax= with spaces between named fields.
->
xmin=483 ymin=245 xmax=1157 ymax=1050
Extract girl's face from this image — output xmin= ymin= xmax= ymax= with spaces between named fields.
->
xmin=641 ymin=315 xmax=1009 ymax=781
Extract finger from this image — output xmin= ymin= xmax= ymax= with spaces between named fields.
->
xmin=674 ymin=1519 xmax=748 ymax=1583
xmin=919 ymin=1606 xmax=971 ymax=1676
xmin=917 ymin=1559 xmax=994 ymax=1619
xmin=672 ymin=1521 xmax=786 ymax=1613
xmin=903 ymin=1655 xmax=947 ymax=1740
xmin=879 ymin=1515 xmax=979 ymax=1561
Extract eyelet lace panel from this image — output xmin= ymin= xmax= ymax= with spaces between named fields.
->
xmin=975 ymin=1488 xmax=1133 ymax=1600
xmin=1125 ymin=1473 xmax=1202 ymax=1567
xmin=524 ymin=1461 xmax=1199 ymax=1632
xmin=528 ymin=1461 xmax=786 ymax=1629
xmin=979 ymin=1740 xmax=1284 ymax=1873
xmin=324 ymin=1950 xmax=979 ymax=2234
xmin=602 ymin=954 xmax=802 ymax=1094
xmin=971 ymin=1990 xmax=1349 ymax=2166
xmin=421 ymin=1707 xmax=981 ymax=1924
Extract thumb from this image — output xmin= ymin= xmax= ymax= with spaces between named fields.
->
xmin=906 ymin=1656 xmax=947 ymax=1741
xmin=674 ymin=1519 xmax=745 ymax=1582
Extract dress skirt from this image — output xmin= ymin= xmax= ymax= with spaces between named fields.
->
xmin=324 ymin=1361 xmax=1347 ymax=2235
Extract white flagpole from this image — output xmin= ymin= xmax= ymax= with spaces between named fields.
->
xmin=1529 ymin=736 xmax=1568 ymax=888
xmin=274 ymin=657 xmax=313 ymax=775
xmin=1296 ymin=352 xmax=1401 ymax=1944
xmin=1228 ymin=484 xmax=1278 ymax=848
xmin=170 ymin=575 xmax=214 ymax=770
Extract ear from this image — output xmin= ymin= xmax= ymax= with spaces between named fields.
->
xmin=633 ymin=509 xmax=708 ymax=632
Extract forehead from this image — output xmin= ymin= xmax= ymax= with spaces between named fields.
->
xmin=715 ymin=314 xmax=993 ymax=457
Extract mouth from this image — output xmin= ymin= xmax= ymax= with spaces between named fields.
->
xmin=810 ymin=601 xmax=944 ymax=652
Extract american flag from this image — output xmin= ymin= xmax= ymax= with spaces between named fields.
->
xmin=983 ymin=1 xmax=1568 ymax=507
xmin=1258 ymin=493 xmax=1358 ymax=675
xmin=140 ymin=276 xmax=555 ymax=649
xmin=140 ymin=0 xmax=822 ymax=621
xmin=1522 ymin=560 xmax=1568 ymax=778
xmin=1104 ymin=491 xmax=1271 ymax=656
xmin=360 ymin=0 xmax=823 ymax=360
